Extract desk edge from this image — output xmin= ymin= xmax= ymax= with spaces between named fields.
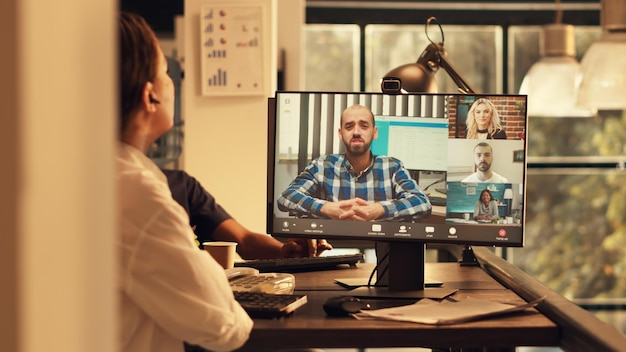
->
xmin=473 ymin=246 xmax=626 ymax=351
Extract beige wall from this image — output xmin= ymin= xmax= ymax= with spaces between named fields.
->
xmin=181 ymin=0 xmax=303 ymax=233
xmin=0 ymin=1 xmax=116 ymax=351
xmin=277 ymin=0 xmax=305 ymax=91
xmin=0 ymin=0 xmax=300 ymax=349
xmin=184 ymin=0 xmax=301 ymax=233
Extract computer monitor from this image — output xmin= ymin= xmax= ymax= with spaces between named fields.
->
xmin=267 ymin=91 xmax=527 ymax=298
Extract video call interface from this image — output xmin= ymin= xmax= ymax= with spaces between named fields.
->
xmin=268 ymin=92 xmax=527 ymax=247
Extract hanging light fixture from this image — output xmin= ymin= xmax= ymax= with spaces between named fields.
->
xmin=576 ymin=0 xmax=626 ymax=111
xmin=519 ymin=0 xmax=592 ymax=117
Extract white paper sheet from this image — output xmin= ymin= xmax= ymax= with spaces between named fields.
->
xmin=353 ymin=296 xmax=545 ymax=325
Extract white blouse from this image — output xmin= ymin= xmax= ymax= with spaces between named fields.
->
xmin=116 ymin=143 xmax=252 ymax=352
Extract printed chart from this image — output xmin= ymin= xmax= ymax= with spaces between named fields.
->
xmin=200 ymin=5 xmax=264 ymax=96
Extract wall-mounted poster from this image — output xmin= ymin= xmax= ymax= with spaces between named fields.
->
xmin=200 ymin=4 xmax=264 ymax=96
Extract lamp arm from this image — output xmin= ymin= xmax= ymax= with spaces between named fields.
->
xmin=438 ymin=53 xmax=476 ymax=94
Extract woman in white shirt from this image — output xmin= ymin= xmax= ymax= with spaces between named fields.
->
xmin=473 ymin=189 xmax=499 ymax=222
xmin=116 ymin=12 xmax=252 ymax=352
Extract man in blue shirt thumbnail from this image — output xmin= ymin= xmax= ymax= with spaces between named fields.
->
xmin=278 ymin=104 xmax=432 ymax=222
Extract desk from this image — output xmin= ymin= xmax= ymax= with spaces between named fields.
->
xmin=237 ymin=262 xmax=560 ymax=351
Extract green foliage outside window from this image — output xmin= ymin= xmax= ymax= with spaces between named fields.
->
xmin=515 ymin=110 xmax=626 ymax=299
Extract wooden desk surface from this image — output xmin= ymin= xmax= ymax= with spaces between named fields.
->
xmin=238 ymin=262 xmax=560 ymax=351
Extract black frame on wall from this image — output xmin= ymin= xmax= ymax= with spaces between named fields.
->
xmin=121 ymin=0 xmax=601 ymax=34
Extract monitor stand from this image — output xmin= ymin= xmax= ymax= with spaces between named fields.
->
xmin=459 ymin=245 xmax=481 ymax=266
xmin=348 ymin=241 xmax=458 ymax=300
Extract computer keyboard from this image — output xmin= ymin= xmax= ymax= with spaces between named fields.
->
xmin=434 ymin=186 xmax=447 ymax=195
xmin=428 ymin=194 xmax=447 ymax=206
xmin=235 ymin=253 xmax=364 ymax=273
xmin=234 ymin=291 xmax=308 ymax=318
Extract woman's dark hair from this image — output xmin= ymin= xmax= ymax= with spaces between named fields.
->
xmin=118 ymin=12 xmax=158 ymax=135
xmin=479 ymin=189 xmax=493 ymax=201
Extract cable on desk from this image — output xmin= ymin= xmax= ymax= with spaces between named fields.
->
xmin=368 ymin=250 xmax=389 ymax=287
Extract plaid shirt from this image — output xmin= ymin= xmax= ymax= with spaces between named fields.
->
xmin=277 ymin=154 xmax=431 ymax=221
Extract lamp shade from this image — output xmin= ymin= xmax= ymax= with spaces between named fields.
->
xmin=576 ymin=0 xmax=626 ymax=111
xmin=576 ymin=33 xmax=626 ymax=110
xmin=383 ymin=63 xmax=437 ymax=93
xmin=383 ymin=42 xmax=442 ymax=93
xmin=519 ymin=24 xmax=592 ymax=117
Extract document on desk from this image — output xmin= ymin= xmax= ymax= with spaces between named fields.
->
xmin=353 ymin=296 xmax=545 ymax=325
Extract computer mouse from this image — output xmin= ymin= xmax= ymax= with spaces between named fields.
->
xmin=323 ymin=296 xmax=370 ymax=317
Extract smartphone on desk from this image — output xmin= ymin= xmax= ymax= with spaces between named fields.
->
xmin=225 ymin=267 xmax=295 ymax=294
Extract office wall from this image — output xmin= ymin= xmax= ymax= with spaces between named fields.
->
xmin=0 ymin=1 xmax=116 ymax=351
xmin=277 ymin=0 xmax=305 ymax=91
xmin=0 ymin=0 xmax=18 ymax=350
xmin=183 ymin=0 xmax=302 ymax=232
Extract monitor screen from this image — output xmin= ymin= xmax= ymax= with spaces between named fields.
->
xmin=267 ymin=91 xmax=527 ymax=297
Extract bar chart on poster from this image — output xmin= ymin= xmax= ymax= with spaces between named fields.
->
xmin=200 ymin=4 xmax=265 ymax=96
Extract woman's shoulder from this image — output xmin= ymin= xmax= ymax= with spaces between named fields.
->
xmin=490 ymin=129 xmax=507 ymax=139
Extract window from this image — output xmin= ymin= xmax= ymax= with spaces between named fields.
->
xmin=303 ymin=6 xmax=626 ymax=334
xmin=365 ymin=24 xmax=502 ymax=94
xmin=304 ymin=24 xmax=360 ymax=91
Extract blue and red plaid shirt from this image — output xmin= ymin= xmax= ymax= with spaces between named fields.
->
xmin=277 ymin=153 xmax=431 ymax=221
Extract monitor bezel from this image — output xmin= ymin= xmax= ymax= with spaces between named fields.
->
xmin=267 ymin=91 xmax=527 ymax=249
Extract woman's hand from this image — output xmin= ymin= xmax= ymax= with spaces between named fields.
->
xmin=281 ymin=239 xmax=333 ymax=257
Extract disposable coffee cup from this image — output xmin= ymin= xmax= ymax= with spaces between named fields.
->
xmin=464 ymin=213 xmax=470 ymax=220
xmin=203 ymin=241 xmax=238 ymax=269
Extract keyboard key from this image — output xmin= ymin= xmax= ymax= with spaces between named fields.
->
xmin=234 ymin=291 xmax=308 ymax=318
xmin=235 ymin=253 xmax=364 ymax=273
